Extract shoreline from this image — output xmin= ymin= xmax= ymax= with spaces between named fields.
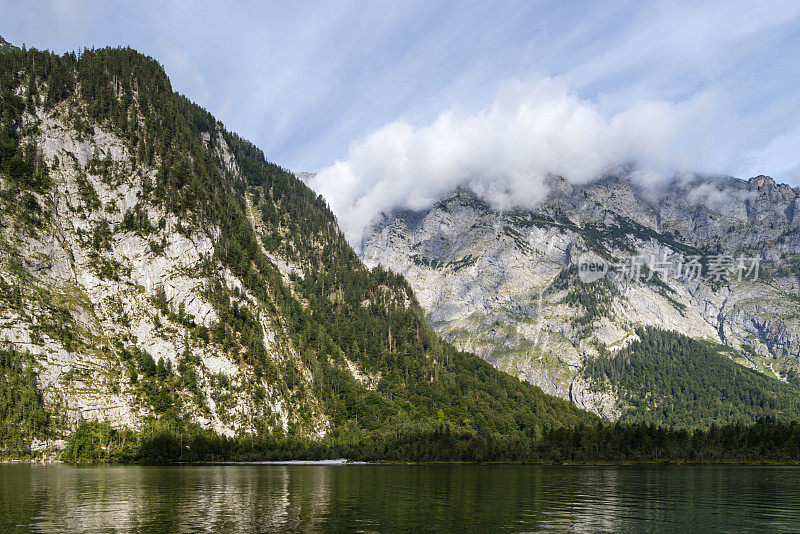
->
xmin=4 ymin=458 xmax=800 ymax=467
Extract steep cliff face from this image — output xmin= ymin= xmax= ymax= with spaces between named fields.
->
xmin=0 ymin=42 xmax=594 ymax=448
xmin=362 ymin=175 xmax=800 ymax=419
xmin=1 ymin=87 xmax=328 ymax=438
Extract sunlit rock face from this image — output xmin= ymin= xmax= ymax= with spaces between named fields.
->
xmin=362 ymin=175 xmax=800 ymax=414
xmin=0 ymin=110 xmax=331 ymax=438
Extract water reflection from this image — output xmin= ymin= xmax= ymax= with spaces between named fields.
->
xmin=1 ymin=464 xmax=799 ymax=532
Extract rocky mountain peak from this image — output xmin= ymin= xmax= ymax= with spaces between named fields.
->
xmin=362 ymin=171 xmax=800 ymax=422
xmin=749 ymin=175 xmax=776 ymax=189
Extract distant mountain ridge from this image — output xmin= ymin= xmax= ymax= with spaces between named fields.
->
xmin=362 ymin=172 xmax=800 ymax=424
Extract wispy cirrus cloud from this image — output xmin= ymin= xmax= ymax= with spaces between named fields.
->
xmin=2 ymin=0 xmax=800 ymax=247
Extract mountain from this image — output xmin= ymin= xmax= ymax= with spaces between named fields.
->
xmin=362 ymin=174 xmax=800 ymax=425
xmin=0 ymin=39 xmax=596 ymax=452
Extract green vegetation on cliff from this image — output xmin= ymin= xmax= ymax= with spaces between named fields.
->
xmin=0 ymin=348 xmax=50 ymax=450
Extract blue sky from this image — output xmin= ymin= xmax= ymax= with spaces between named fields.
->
xmin=2 ymin=1 xmax=800 ymax=240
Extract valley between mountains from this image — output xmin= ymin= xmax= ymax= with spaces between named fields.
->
xmin=1 ymin=37 xmax=800 ymax=461
xmin=0 ymin=40 xmax=592 ymax=453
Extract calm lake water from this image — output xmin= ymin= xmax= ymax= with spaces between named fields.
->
xmin=1 ymin=464 xmax=799 ymax=532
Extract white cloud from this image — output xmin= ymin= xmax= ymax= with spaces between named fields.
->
xmin=4 ymin=0 xmax=799 ymax=209
xmin=310 ymin=78 xmax=749 ymax=247
xmin=685 ymin=180 xmax=757 ymax=209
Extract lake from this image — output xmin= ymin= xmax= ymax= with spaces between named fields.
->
xmin=1 ymin=464 xmax=799 ymax=532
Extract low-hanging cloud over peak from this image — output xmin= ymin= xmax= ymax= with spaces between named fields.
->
xmin=309 ymin=78 xmax=753 ymax=247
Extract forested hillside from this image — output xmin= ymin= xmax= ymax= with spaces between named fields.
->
xmin=0 ymin=40 xmax=594 ymax=455
xmin=582 ymin=327 xmax=800 ymax=427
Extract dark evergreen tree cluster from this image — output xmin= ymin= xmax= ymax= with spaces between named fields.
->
xmin=62 ymin=417 xmax=800 ymax=465
xmin=583 ymin=327 xmax=800 ymax=427
xmin=0 ymin=348 xmax=50 ymax=451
